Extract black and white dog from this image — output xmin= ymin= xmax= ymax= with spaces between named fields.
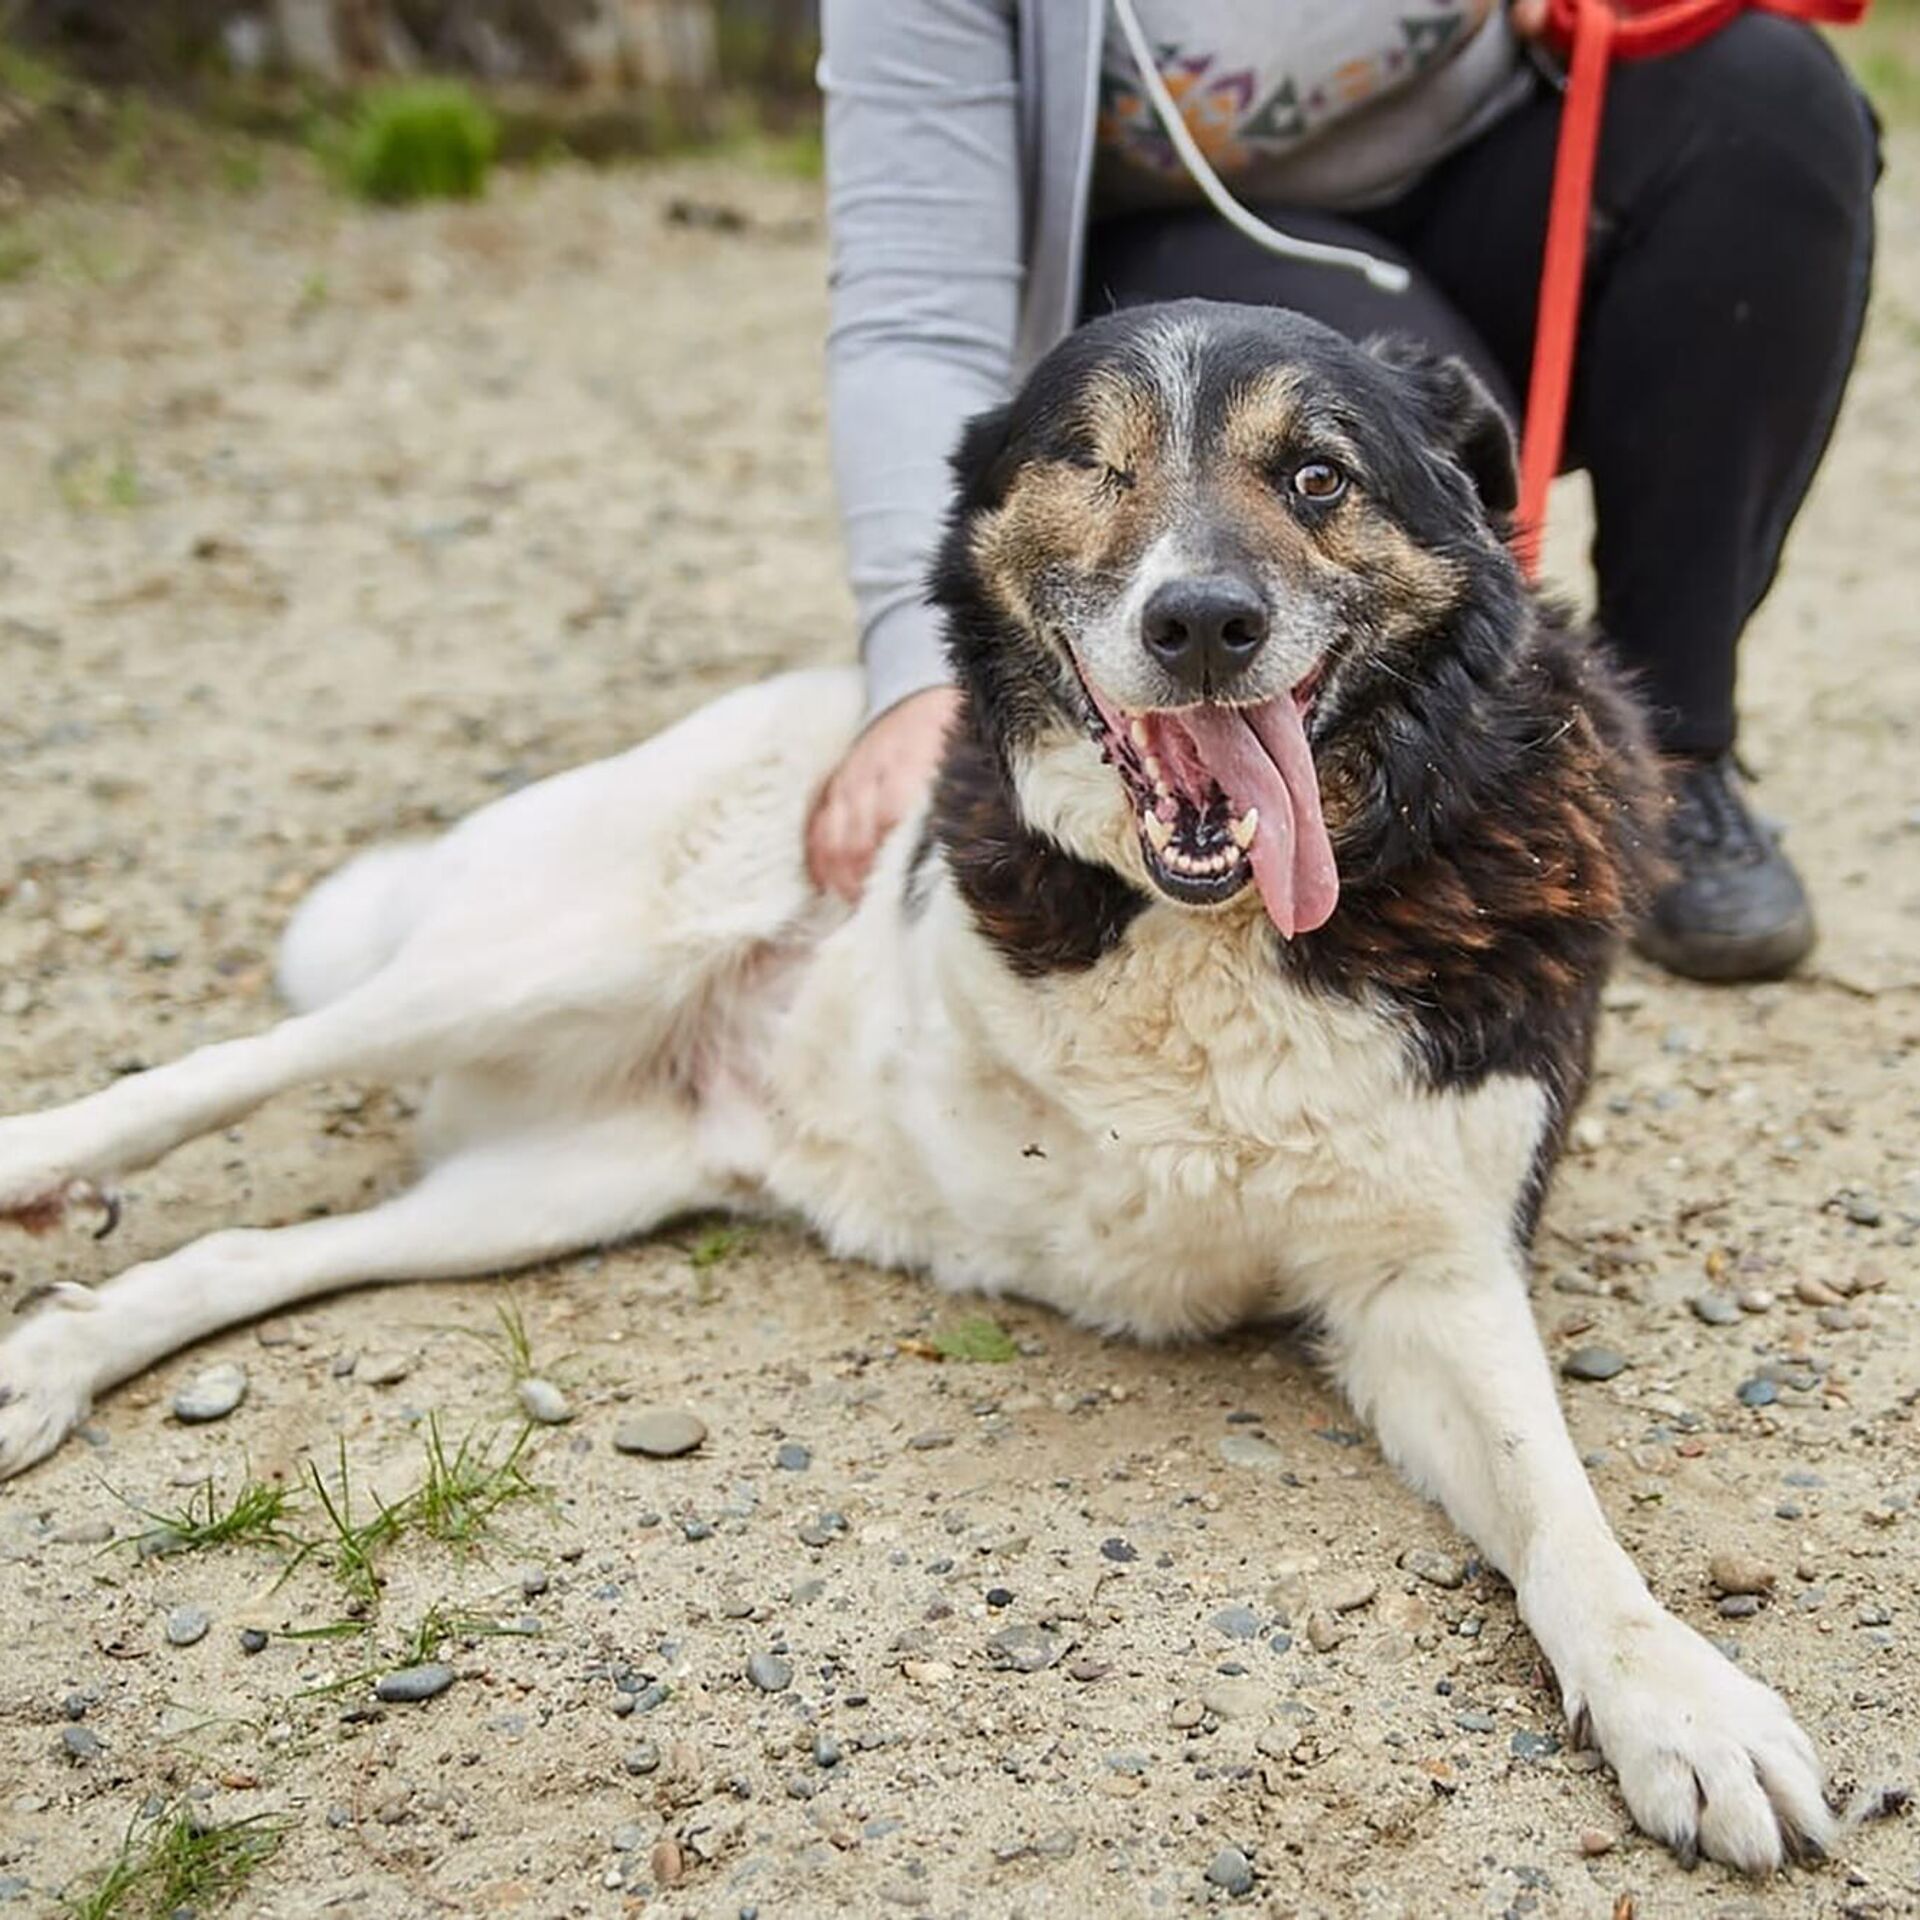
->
xmin=0 ymin=303 xmax=1829 ymax=1871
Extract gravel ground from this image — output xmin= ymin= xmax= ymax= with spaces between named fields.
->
xmin=1 ymin=134 xmax=1917 ymax=1920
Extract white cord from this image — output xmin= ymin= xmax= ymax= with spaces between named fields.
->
xmin=1107 ymin=0 xmax=1411 ymax=295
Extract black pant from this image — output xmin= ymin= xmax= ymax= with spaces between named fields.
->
xmin=1082 ymin=17 xmax=1880 ymax=756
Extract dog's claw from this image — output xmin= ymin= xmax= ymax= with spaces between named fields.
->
xmin=88 ymin=1188 xmax=121 ymax=1241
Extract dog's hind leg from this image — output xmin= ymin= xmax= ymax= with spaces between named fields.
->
xmin=0 ymin=976 xmax=455 ymax=1232
xmin=0 ymin=1105 xmax=721 ymax=1478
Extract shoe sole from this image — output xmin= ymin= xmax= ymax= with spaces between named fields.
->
xmin=1631 ymin=909 xmax=1817 ymax=984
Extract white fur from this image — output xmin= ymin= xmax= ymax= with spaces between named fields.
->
xmin=0 ymin=666 xmax=1829 ymax=1872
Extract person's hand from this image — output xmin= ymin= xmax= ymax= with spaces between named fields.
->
xmin=1510 ymin=0 xmax=1551 ymax=40
xmin=806 ymin=686 xmax=963 ymax=902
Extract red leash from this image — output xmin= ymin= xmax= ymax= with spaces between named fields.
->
xmin=1514 ymin=0 xmax=1871 ymax=576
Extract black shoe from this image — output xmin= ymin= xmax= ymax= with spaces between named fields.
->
xmin=1633 ymin=753 xmax=1816 ymax=983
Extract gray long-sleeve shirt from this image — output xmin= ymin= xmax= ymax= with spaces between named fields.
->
xmin=820 ymin=0 xmax=1527 ymax=724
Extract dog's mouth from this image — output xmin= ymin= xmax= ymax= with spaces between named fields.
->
xmin=1074 ymin=661 xmax=1340 ymax=936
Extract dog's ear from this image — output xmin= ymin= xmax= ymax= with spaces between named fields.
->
xmin=948 ymin=402 xmax=1018 ymax=513
xmin=1367 ymin=336 xmax=1518 ymax=519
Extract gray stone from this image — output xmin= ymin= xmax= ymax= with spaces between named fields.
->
xmin=1561 ymin=1347 xmax=1628 ymax=1382
xmin=1737 ymin=1378 xmax=1779 ymax=1408
xmin=517 ymin=1377 xmax=573 ymax=1425
xmin=359 ymin=1351 xmax=413 ymax=1386
xmin=374 ymin=1662 xmax=455 ymax=1703
xmin=614 ymin=1410 xmax=707 ymax=1458
xmin=1509 ymin=1730 xmax=1560 ymax=1761
xmin=519 ymin=1566 xmax=549 ymax=1598
xmin=610 ymin=1821 xmax=647 ymax=1852
xmin=1205 ymin=1846 xmax=1255 ymax=1896
xmin=172 ymin=1362 xmax=247 ymax=1423
xmin=1397 ymin=1547 xmax=1465 ymax=1590
xmin=239 ymin=1628 xmax=269 ymax=1655
xmin=775 ymin=1442 xmax=812 ymax=1471
xmin=622 ymin=1741 xmax=660 ymax=1776
xmin=987 ymin=1625 xmax=1064 ymax=1673
xmin=53 ymin=1519 xmax=115 ymax=1545
xmin=746 ymin=1652 xmax=793 ymax=1693
xmin=1324 ymin=1576 xmax=1377 ymax=1614
xmin=1690 ymin=1292 xmax=1742 ymax=1327
xmin=165 ymin=1606 xmax=211 ymax=1647
xmin=1210 ymin=1605 xmax=1260 ymax=1641
xmin=1202 ymin=1679 xmax=1267 ymax=1721
xmin=813 ymin=1735 xmax=843 ymax=1768
xmin=1218 ymin=1432 xmax=1288 ymax=1470
xmin=907 ymin=1430 xmax=954 ymax=1451
xmin=59 ymin=1725 xmax=103 ymax=1761
xmin=1718 ymin=1594 xmax=1762 ymax=1618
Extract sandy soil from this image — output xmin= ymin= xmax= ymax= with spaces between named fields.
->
xmin=0 ymin=135 xmax=1917 ymax=1920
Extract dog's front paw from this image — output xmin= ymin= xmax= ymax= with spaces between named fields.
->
xmin=0 ymin=1313 xmax=97 ymax=1479
xmin=1568 ymin=1610 xmax=1832 ymax=1873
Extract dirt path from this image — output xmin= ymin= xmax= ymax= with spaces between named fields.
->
xmin=1 ymin=137 xmax=1917 ymax=1920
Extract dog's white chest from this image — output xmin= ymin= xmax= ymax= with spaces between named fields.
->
xmin=757 ymin=876 xmax=1541 ymax=1340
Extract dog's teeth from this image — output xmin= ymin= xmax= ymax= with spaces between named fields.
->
xmin=1230 ymin=809 xmax=1259 ymax=849
xmin=1154 ymin=781 xmax=1172 ymax=803
xmin=1143 ymin=755 xmax=1163 ymax=783
xmin=1129 ymin=718 xmax=1149 ymax=749
xmin=1144 ymin=814 xmax=1173 ymax=852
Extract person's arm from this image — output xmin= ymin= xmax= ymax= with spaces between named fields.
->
xmin=809 ymin=0 xmax=1024 ymax=897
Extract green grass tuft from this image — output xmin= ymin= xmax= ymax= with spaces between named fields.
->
xmin=930 ymin=1316 xmax=1019 ymax=1364
xmin=66 ymin=1804 xmax=286 ymax=1920
xmin=113 ymin=1470 xmax=302 ymax=1558
xmin=334 ymin=83 xmax=498 ymax=206
xmin=304 ymin=1420 xmax=545 ymax=1604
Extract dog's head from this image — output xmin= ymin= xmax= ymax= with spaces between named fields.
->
xmin=932 ymin=300 xmax=1524 ymax=937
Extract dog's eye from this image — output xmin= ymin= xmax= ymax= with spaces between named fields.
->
xmin=1065 ymin=451 xmax=1135 ymax=492
xmin=1291 ymin=460 xmax=1347 ymax=503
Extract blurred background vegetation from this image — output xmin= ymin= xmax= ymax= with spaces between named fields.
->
xmin=0 ymin=0 xmax=820 ymax=206
xmin=0 ymin=0 xmax=1910 ymax=216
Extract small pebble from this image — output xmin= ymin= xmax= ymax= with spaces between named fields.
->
xmin=1709 ymin=1552 xmax=1777 ymax=1596
xmin=517 ymin=1377 xmax=572 ymax=1425
xmin=650 ymin=1838 xmax=685 ymax=1888
xmin=1690 ymin=1292 xmax=1742 ymax=1327
xmin=1841 ymin=1193 xmax=1883 ymax=1227
xmin=623 ymin=1741 xmax=660 ymax=1776
xmin=1217 ymin=1433 xmax=1288 ymax=1470
xmin=1578 ymin=1828 xmax=1616 ymax=1857
xmin=53 ymin=1519 xmax=115 ymax=1546
xmin=746 ymin=1652 xmax=793 ymax=1694
xmin=374 ymin=1663 xmax=455 ymax=1703
xmin=813 ymin=1736 xmax=843 ymax=1769
xmin=165 ymin=1606 xmax=211 ymax=1647
xmin=775 ymin=1442 xmax=812 ymax=1471
xmin=1398 ymin=1547 xmax=1465 ymax=1589
xmin=172 ymin=1362 xmax=247 ymax=1424
xmin=1210 ymin=1605 xmax=1260 ymax=1640
xmin=907 ymin=1430 xmax=954 ymax=1451
xmin=1561 ymin=1347 xmax=1628 ymax=1382
xmin=1737 ymin=1288 xmax=1775 ymax=1313
xmin=1737 ymin=1378 xmax=1779 ymax=1408
xmin=987 ymin=1625 xmax=1064 ymax=1673
xmin=1204 ymin=1846 xmax=1254 ymax=1897
xmin=359 ymin=1351 xmax=413 ymax=1387
xmin=614 ymin=1410 xmax=707 ymax=1458
xmin=60 ymin=1726 xmax=103 ymax=1762
xmin=239 ymin=1628 xmax=269 ymax=1655
xmin=1793 ymin=1276 xmax=1844 ymax=1308
xmin=1718 ymin=1594 xmax=1762 ymax=1619
xmin=519 ymin=1566 xmax=549 ymax=1598
xmin=1324 ymin=1576 xmax=1377 ymax=1614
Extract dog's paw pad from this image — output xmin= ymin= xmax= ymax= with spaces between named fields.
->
xmin=1571 ymin=1614 xmax=1832 ymax=1874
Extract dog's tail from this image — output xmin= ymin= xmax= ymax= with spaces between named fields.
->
xmin=277 ymin=844 xmax=434 ymax=1013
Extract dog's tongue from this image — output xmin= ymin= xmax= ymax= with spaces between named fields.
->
xmin=1156 ymin=698 xmax=1340 ymax=938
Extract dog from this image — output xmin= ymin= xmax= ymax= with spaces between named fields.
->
xmin=0 ymin=302 xmax=1830 ymax=1872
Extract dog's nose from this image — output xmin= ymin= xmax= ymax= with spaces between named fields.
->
xmin=1141 ymin=577 xmax=1270 ymax=691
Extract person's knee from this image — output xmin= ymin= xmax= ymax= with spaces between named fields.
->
xmin=1682 ymin=18 xmax=1879 ymax=221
